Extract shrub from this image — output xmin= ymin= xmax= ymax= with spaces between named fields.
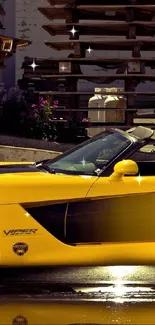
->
xmin=20 ymin=97 xmax=59 ymax=140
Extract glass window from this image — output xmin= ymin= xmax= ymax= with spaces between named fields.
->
xmin=130 ymin=144 xmax=155 ymax=176
xmin=130 ymin=144 xmax=155 ymax=162
xmin=43 ymin=130 xmax=132 ymax=176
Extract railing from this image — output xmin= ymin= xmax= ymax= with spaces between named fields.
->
xmin=50 ymin=107 xmax=155 ymax=129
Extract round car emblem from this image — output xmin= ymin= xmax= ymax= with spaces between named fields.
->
xmin=12 ymin=315 xmax=28 ymax=325
xmin=13 ymin=242 xmax=28 ymax=256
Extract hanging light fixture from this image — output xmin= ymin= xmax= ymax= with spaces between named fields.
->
xmin=59 ymin=62 xmax=71 ymax=73
xmin=60 ymin=65 xmax=66 ymax=71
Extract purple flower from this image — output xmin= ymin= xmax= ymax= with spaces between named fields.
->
xmin=42 ymin=100 xmax=48 ymax=105
xmin=82 ymin=118 xmax=89 ymax=122
xmin=31 ymin=104 xmax=37 ymax=108
xmin=39 ymin=96 xmax=44 ymax=101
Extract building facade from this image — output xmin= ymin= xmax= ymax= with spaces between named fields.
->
xmin=0 ymin=0 xmax=30 ymax=88
xmin=0 ymin=0 xmax=16 ymax=87
xmin=2 ymin=0 xmax=53 ymax=87
xmin=2 ymin=0 xmax=155 ymax=98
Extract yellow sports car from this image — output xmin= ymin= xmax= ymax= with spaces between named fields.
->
xmin=1 ymin=125 xmax=155 ymax=267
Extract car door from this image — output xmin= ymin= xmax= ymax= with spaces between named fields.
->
xmin=66 ymin=172 xmax=142 ymax=244
xmin=83 ymin=150 xmax=155 ymax=245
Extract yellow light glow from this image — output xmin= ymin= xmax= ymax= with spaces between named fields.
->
xmin=137 ymin=173 xmax=142 ymax=186
xmin=25 ymin=212 xmax=30 ymax=217
xmin=2 ymin=39 xmax=13 ymax=52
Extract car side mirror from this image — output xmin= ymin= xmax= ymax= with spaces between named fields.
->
xmin=109 ymin=159 xmax=139 ymax=182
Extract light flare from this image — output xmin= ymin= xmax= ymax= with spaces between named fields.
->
xmin=60 ymin=65 xmax=66 ymax=71
xmin=81 ymin=158 xmax=86 ymax=166
xmin=25 ymin=212 xmax=30 ymax=217
xmin=29 ymin=59 xmax=39 ymax=72
xmin=87 ymin=46 xmax=93 ymax=53
xmin=137 ymin=173 xmax=142 ymax=186
xmin=70 ymin=26 xmax=77 ymax=36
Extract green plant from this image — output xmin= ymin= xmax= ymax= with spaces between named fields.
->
xmin=20 ymin=97 xmax=59 ymax=140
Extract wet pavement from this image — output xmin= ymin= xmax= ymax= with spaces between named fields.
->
xmin=1 ymin=266 xmax=155 ymax=324
xmin=1 ymin=265 xmax=155 ymax=285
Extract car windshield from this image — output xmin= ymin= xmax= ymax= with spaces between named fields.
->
xmin=43 ymin=130 xmax=132 ymax=176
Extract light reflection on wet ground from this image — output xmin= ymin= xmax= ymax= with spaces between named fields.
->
xmin=1 ymin=266 xmax=155 ymax=324
xmin=6 ymin=265 xmax=155 ymax=285
xmin=1 ymin=266 xmax=155 ymax=303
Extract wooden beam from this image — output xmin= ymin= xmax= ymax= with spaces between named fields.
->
xmin=65 ymin=8 xmax=78 ymax=23
xmin=37 ymin=91 xmax=155 ymax=95
xmin=132 ymin=43 xmax=141 ymax=57
xmin=23 ymin=57 xmax=155 ymax=63
xmin=126 ymin=8 xmax=134 ymax=22
xmin=128 ymin=24 xmax=136 ymax=38
xmin=41 ymin=74 xmax=155 ymax=79
xmin=38 ymin=6 xmax=155 ymax=21
xmin=45 ymin=39 xmax=155 ymax=52
xmin=43 ymin=22 xmax=155 ymax=37
xmin=73 ymin=43 xmax=84 ymax=57
xmin=25 ymin=73 xmax=155 ymax=80
xmin=47 ymin=0 xmax=155 ymax=6
xmin=77 ymin=4 xmax=155 ymax=10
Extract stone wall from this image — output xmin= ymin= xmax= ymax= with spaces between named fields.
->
xmin=0 ymin=135 xmax=75 ymax=152
xmin=0 ymin=145 xmax=61 ymax=162
xmin=0 ymin=134 xmax=77 ymax=162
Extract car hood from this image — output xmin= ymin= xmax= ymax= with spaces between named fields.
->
xmin=0 ymin=164 xmax=96 ymax=205
xmin=0 ymin=161 xmax=38 ymax=174
xmin=0 ymin=162 xmax=34 ymax=165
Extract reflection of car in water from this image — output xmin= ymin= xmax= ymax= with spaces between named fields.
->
xmin=3 ymin=300 xmax=155 ymax=325
xmin=2 ymin=272 xmax=155 ymax=325
xmin=1 ymin=126 xmax=155 ymax=267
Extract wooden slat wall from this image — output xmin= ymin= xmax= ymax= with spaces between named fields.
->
xmin=21 ymin=1 xmax=155 ymax=130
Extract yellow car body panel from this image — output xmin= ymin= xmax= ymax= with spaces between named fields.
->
xmin=0 ymin=161 xmax=33 ymax=165
xmin=1 ymin=126 xmax=155 ymax=267
xmin=1 ymin=170 xmax=155 ymax=267
xmin=0 ymin=172 xmax=96 ymax=204
xmin=0 ymin=170 xmax=155 ymax=205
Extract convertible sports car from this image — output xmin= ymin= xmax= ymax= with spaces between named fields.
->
xmin=1 ymin=125 xmax=155 ymax=267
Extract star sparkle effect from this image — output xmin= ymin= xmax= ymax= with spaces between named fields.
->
xmin=87 ymin=46 xmax=93 ymax=54
xmin=29 ymin=59 xmax=39 ymax=72
xmin=70 ymin=26 xmax=78 ymax=37
xmin=81 ymin=158 xmax=86 ymax=166
xmin=137 ymin=173 xmax=142 ymax=186
xmin=60 ymin=65 xmax=66 ymax=72
xmin=25 ymin=212 xmax=30 ymax=217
